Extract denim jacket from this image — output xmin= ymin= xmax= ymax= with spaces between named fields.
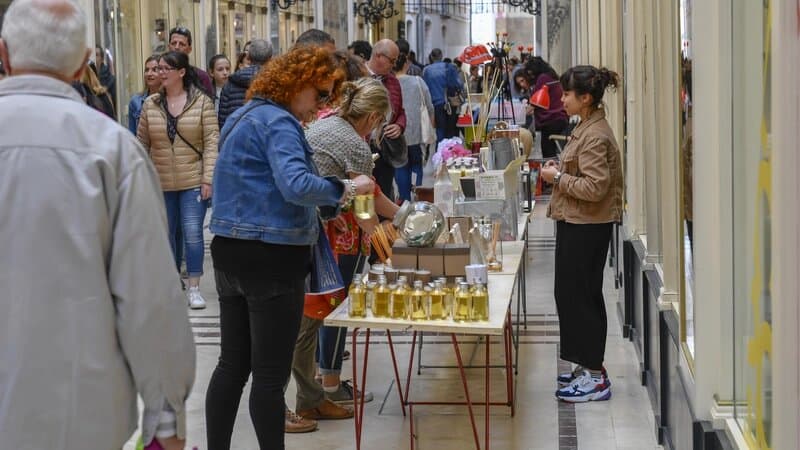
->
xmin=127 ymin=92 xmax=146 ymax=134
xmin=210 ymin=98 xmax=344 ymax=246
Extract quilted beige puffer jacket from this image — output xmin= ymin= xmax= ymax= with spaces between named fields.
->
xmin=137 ymin=87 xmax=218 ymax=191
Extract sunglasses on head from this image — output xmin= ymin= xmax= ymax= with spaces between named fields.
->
xmin=170 ymin=26 xmax=190 ymax=36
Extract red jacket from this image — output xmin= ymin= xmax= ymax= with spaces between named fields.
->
xmin=378 ymin=72 xmax=406 ymax=132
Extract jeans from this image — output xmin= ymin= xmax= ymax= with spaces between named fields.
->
xmin=163 ymin=188 xmax=207 ymax=277
xmin=316 ymin=253 xmax=364 ymax=375
xmin=206 ymin=269 xmax=306 ymax=450
xmin=394 ymin=144 xmax=424 ymax=202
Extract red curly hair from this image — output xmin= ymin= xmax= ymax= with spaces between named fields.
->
xmin=247 ymin=46 xmax=346 ymax=106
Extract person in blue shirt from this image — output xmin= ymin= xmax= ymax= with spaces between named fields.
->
xmin=127 ymin=54 xmax=161 ymax=134
xmin=422 ymin=48 xmax=464 ymax=142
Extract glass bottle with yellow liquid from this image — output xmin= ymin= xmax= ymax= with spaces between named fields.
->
xmin=409 ymin=280 xmax=430 ymax=321
xmin=353 ymin=193 xmax=375 ymax=220
xmin=348 ymin=280 xmax=367 ymax=318
xmin=365 ymin=281 xmax=377 ymax=312
xmin=391 ymin=276 xmax=410 ymax=319
xmin=453 ymin=282 xmax=472 ymax=322
xmin=372 ymin=275 xmax=391 ymax=318
xmin=470 ymin=283 xmax=489 ymax=321
xmin=437 ymin=277 xmax=454 ymax=318
xmin=429 ymin=280 xmax=447 ymax=320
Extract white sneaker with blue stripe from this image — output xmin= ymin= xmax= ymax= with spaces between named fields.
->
xmin=557 ymin=366 xmax=610 ymax=387
xmin=555 ymin=370 xmax=612 ymax=403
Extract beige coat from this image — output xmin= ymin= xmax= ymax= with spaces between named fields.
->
xmin=137 ymin=87 xmax=218 ymax=191
xmin=548 ymin=108 xmax=623 ymax=224
xmin=0 ymin=74 xmax=195 ymax=449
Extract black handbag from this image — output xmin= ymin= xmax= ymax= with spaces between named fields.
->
xmin=379 ymin=134 xmax=408 ymax=168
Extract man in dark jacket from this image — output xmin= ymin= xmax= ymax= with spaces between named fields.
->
xmin=168 ymin=26 xmax=215 ymax=98
xmin=217 ymin=39 xmax=272 ymax=129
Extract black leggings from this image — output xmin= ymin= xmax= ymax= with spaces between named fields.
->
xmin=553 ymin=221 xmax=612 ymax=369
xmin=205 ymin=270 xmax=306 ymax=450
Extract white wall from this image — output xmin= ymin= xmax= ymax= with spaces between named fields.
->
xmin=405 ymin=11 xmax=478 ymax=63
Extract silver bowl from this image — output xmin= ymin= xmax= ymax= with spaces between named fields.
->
xmin=393 ymin=201 xmax=445 ymax=247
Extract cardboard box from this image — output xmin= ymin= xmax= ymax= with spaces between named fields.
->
xmin=418 ymin=244 xmax=445 ymax=277
xmin=443 ymin=243 xmax=470 ymax=277
xmin=391 ymin=240 xmax=418 ymax=270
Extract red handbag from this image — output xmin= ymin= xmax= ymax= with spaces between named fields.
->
xmin=303 ymin=289 xmax=347 ymax=320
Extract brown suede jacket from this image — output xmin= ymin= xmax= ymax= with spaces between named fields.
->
xmin=547 ymin=108 xmax=623 ymax=224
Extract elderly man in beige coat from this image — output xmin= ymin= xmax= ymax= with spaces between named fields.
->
xmin=0 ymin=1 xmax=195 ymax=449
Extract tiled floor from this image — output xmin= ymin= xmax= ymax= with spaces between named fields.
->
xmin=125 ymin=203 xmax=660 ymax=450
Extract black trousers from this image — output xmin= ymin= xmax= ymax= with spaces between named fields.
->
xmin=434 ymin=103 xmax=458 ymax=142
xmin=372 ymin=147 xmax=396 ymax=202
xmin=554 ymin=220 xmax=613 ymax=370
xmin=539 ymin=119 xmax=569 ymax=158
xmin=206 ymin=269 xmax=306 ymax=450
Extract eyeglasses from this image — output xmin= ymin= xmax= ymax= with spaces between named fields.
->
xmin=316 ymin=89 xmax=331 ymax=105
xmin=157 ymin=66 xmax=177 ymax=73
xmin=379 ymin=53 xmax=397 ymax=65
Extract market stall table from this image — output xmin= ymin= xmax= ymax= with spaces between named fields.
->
xmin=325 ymin=245 xmax=525 ymax=450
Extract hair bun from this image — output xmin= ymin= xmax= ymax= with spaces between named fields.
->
xmin=596 ymin=67 xmax=620 ymax=91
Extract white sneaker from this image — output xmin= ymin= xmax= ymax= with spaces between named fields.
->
xmin=188 ymin=287 xmax=206 ymax=309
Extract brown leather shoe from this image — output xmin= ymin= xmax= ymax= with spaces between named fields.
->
xmin=297 ymin=399 xmax=354 ymax=420
xmin=285 ymin=408 xmax=318 ymax=433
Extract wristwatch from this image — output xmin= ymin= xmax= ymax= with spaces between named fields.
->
xmin=553 ymin=171 xmax=563 ymax=185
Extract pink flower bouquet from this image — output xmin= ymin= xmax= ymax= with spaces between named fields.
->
xmin=431 ymin=137 xmax=472 ymax=168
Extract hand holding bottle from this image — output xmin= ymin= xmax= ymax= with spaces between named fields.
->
xmin=351 ymin=175 xmax=375 ymax=195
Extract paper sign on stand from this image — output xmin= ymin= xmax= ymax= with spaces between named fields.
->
xmin=475 ymin=157 xmax=522 ymax=201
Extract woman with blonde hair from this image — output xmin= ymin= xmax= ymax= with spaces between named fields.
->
xmin=293 ymin=78 xmax=399 ymax=414
xmin=72 ymin=63 xmax=115 ymax=117
xmin=205 ymin=45 xmax=374 ymax=449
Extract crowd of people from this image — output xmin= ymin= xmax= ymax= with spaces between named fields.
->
xmin=0 ymin=0 xmax=623 ymax=448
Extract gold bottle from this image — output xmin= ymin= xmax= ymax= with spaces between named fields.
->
xmin=429 ymin=280 xmax=447 ymax=320
xmin=453 ymin=282 xmax=472 ymax=322
xmin=437 ymin=277 xmax=454 ymax=314
xmin=470 ymin=283 xmax=489 ymax=321
xmin=365 ymin=281 xmax=377 ymax=312
xmin=348 ymin=281 xmax=367 ymax=318
xmin=372 ymin=276 xmax=391 ymax=318
xmin=391 ymin=277 xmax=410 ymax=319
xmin=410 ymin=280 xmax=429 ymax=321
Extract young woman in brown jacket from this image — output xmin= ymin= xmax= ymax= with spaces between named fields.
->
xmin=540 ymin=65 xmax=623 ymax=403
xmin=137 ymin=50 xmax=219 ymax=310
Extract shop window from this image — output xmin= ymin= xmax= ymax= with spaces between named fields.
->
xmin=731 ymin=0 xmax=773 ymax=447
xmin=678 ymin=0 xmax=695 ymax=359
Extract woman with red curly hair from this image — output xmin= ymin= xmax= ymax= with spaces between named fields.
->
xmin=205 ymin=46 xmax=375 ymax=449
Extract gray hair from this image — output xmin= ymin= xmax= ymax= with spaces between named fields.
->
xmin=247 ymin=39 xmax=272 ymax=65
xmin=1 ymin=0 xmax=88 ymax=77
